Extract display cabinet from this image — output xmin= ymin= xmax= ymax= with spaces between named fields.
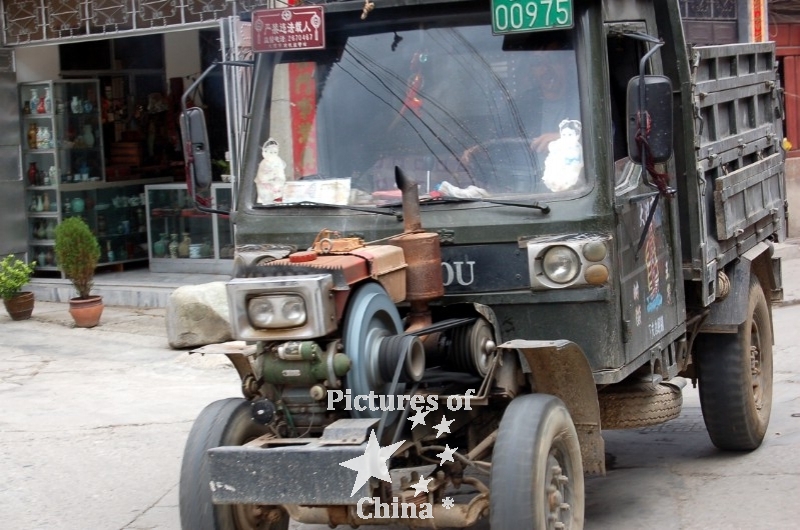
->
xmin=145 ymin=183 xmax=233 ymax=274
xmin=21 ymin=79 xmax=176 ymax=273
xmin=21 ymin=79 xmax=105 ymax=190
xmin=28 ymin=179 xmax=171 ymax=272
xmin=21 ymin=79 xmax=100 ymax=272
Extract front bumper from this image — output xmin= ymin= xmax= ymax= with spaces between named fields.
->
xmin=208 ymin=418 xmax=376 ymax=505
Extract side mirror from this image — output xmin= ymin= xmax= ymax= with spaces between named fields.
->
xmin=180 ymin=107 xmax=213 ymax=191
xmin=626 ymin=75 xmax=673 ymax=164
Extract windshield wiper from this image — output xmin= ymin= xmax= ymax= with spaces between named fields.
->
xmin=255 ymin=201 xmax=403 ymax=219
xmin=431 ymin=195 xmax=551 ymax=213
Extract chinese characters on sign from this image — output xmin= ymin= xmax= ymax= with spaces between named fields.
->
xmin=252 ymin=6 xmax=325 ymax=52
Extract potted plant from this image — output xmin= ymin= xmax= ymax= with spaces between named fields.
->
xmin=0 ymin=254 xmax=37 ymax=320
xmin=54 ymin=217 xmax=103 ymax=327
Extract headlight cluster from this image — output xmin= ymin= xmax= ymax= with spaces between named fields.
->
xmin=527 ymin=235 xmax=612 ymax=289
xmin=227 ymin=274 xmax=336 ymax=341
xmin=248 ymin=294 xmax=307 ymax=328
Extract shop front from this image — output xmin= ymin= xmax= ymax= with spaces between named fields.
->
xmin=0 ymin=0 xmax=259 ymax=274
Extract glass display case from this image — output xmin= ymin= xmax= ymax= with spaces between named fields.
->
xmin=145 ymin=183 xmax=233 ymax=274
xmin=28 ymin=180 xmax=170 ymax=272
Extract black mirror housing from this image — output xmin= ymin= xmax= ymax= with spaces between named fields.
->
xmin=626 ymin=75 xmax=673 ymax=164
xmin=180 ymin=107 xmax=213 ymax=191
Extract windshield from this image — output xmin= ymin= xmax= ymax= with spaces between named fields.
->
xmin=252 ymin=23 xmax=585 ymax=206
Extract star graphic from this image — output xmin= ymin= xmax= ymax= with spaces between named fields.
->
xmin=442 ymin=497 xmax=455 ymax=509
xmin=433 ymin=415 xmax=454 ymax=438
xmin=407 ymin=408 xmax=430 ymax=430
xmin=436 ymin=444 xmax=457 ymax=465
xmin=410 ymin=475 xmax=433 ymax=496
xmin=339 ymin=430 xmax=405 ymax=497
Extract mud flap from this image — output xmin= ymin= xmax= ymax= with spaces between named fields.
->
xmin=702 ymin=241 xmax=775 ymax=333
xmin=498 ymin=339 xmax=605 ymax=475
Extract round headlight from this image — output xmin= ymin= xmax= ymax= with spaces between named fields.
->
xmin=248 ymin=296 xmax=275 ymax=327
xmin=542 ymin=246 xmax=581 ymax=284
xmin=281 ymin=296 xmax=307 ymax=325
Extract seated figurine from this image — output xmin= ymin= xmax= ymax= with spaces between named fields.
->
xmin=541 ymin=119 xmax=584 ymax=192
xmin=254 ymin=138 xmax=286 ymax=204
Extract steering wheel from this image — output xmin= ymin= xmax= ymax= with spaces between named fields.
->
xmin=461 ymin=138 xmax=544 ymax=194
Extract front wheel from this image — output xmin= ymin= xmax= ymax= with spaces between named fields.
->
xmin=179 ymin=398 xmax=289 ymax=530
xmin=695 ymin=275 xmax=774 ymax=450
xmin=490 ymin=394 xmax=584 ymax=530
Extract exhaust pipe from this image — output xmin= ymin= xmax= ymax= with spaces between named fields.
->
xmin=395 ymin=166 xmax=422 ymax=233
xmin=391 ymin=166 xmax=444 ymax=334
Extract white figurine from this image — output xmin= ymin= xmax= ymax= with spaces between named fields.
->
xmin=541 ymin=119 xmax=584 ymax=192
xmin=255 ymin=138 xmax=287 ymax=204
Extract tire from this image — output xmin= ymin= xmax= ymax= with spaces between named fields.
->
xmin=490 ymin=394 xmax=584 ymax=530
xmin=695 ymin=275 xmax=774 ymax=450
xmin=179 ymin=398 xmax=290 ymax=530
xmin=599 ymin=383 xmax=682 ymax=429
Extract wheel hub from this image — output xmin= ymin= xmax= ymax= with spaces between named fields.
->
xmin=750 ymin=343 xmax=763 ymax=408
xmin=546 ymin=458 xmax=571 ymax=530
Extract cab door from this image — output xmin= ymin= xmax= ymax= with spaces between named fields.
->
xmin=606 ymin=27 xmax=685 ymax=367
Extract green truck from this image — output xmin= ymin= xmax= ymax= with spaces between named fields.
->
xmin=178 ymin=0 xmax=788 ymax=528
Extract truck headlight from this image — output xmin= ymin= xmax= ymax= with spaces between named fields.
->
xmin=248 ymin=294 xmax=307 ymax=328
xmin=526 ymin=234 xmax=613 ymax=290
xmin=542 ymin=246 xmax=581 ymax=284
xmin=227 ymin=274 xmax=336 ymax=341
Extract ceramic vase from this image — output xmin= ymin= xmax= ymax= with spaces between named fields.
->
xmin=153 ymin=233 xmax=167 ymax=258
xmin=29 ymin=89 xmax=39 ymax=113
xmin=27 ymin=123 xmax=37 ymax=150
xmin=27 ymin=162 xmax=38 ymax=186
xmin=44 ymin=87 xmax=52 ymax=114
xmin=71 ymin=196 xmax=85 ymax=213
xmin=70 ymin=96 xmax=81 ymax=114
xmin=82 ymin=125 xmax=95 ymax=148
xmin=178 ymin=233 xmax=191 ymax=258
xmin=169 ymin=234 xmax=179 ymax=259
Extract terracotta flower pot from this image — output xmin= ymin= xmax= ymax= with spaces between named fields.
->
xmin=3 ymin=291 xmax=34 ymax=320
xmin=68 ymin=295 xmax=104 ymax=328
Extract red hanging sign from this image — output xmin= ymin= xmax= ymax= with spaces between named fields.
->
xmin=252 ymin=6 xmax=325 ymax=53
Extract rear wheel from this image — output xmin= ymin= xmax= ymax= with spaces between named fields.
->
xmin=695 ymin=275 xmax=774 ymax=450
xmin=490 ymin=394 xmax=584 ymax=530
xmin=179 ymin=398 xmax=289 ymax=530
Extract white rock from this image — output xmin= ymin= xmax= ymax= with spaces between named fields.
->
xmin=166 ymin=282 xmax=231 ymax=348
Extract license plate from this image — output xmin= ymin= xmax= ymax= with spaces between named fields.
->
xmin=491 ymin=0 xmax=573 ymax=35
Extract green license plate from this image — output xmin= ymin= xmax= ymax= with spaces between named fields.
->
xmin=491 ymin=0 xmax=573 ymax=35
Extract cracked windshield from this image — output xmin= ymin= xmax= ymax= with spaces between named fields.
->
xmin=254 ymin=24 xmax=584 ymax=206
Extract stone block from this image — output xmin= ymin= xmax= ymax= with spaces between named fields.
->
xmin=166 ymin=282 xmax=231 ymax=349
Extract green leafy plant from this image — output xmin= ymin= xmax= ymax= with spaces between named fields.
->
xmin=54 ymin=217 xmax=100 ymax=299
xmin=0 ymin=254 xmax=36 ymax=300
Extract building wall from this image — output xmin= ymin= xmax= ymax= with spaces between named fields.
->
xmin=774 ymin=23 xmax=800 ymax=237
xmin=787 ymin=159 xmax=800 ymax=238
xmin=14 ymin=31 xmax=201 ymax=85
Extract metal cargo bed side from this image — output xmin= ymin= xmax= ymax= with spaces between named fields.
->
xmin=684 ymin=42 xmax=786 ymax=305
